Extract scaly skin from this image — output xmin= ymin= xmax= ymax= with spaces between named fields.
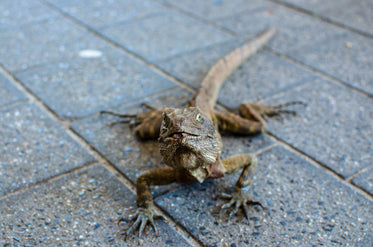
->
xmin=105 ymin=28 xmax=304 ymax=238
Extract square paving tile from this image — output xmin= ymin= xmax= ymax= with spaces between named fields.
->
xmin=0 ymin=103 xmax=95 ymax=197
xmin=0 ymin=164 xmax=191 ymax=246
xmin=0 ymin=15 xmax=111 ymax=72
xmin=100 ymin=11 xmax=234 ymax=62
xmin=291 ymin=31 xmax=373 ymax=95
xmin=15 ymin=47 xmax=176 ymax=118
xmin=265 ymin=78 xmax=373 ymax=179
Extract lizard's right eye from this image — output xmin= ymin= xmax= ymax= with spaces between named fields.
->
xmin=162 ymin=114 xmax=169 ymax=126
xmin=195 ymin=113 xmax=202 ymax=122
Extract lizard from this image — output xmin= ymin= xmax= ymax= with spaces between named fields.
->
xmin=101 ymin=27 xmax=304 ymax=237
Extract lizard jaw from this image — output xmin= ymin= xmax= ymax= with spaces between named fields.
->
xmin=188 ymin=167 xmax=208 ymax=183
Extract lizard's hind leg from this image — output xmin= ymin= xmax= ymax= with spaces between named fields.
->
xmin=239 ymin=101 xmax=307 ymax=122
xmin=214 ymin=110 xmax=264 ymax=135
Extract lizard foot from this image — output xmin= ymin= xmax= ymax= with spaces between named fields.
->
xmin=218 ymin=191 xmax=264 ymax=220
xmin=118 ymin=207 xmax=166 ymax=239
xmin=239 ymin=101 xmax=307 ymax=123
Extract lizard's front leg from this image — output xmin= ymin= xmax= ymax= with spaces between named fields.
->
xmin=100 ymin=105 xmax=163 ymax=139
xmin=121 ymin=167 xmax=192 ymax=238
xmin=219 ymin=154 xmax=263 ymax=219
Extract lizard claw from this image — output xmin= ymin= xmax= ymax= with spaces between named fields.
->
xmin=218 ymin=191 xmax=264 ymax=220
xmin=118 ymin=208 xmax=167 ymax=239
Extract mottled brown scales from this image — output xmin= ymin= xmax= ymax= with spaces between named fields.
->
xmin=105 ymin=27 xmax=305 ymax=238
xmin=214 ymin=110 xmax=263 ymax=135
xmin=134 ymin=110 xmax=163 ymax=139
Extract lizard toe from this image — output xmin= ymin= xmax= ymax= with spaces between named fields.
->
xmin=218 ymin=190 xmax=264 ymax=221
xmin=119 ymin=207 xmax=166 ymax=239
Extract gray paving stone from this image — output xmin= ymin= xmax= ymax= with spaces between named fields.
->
xmin=0 ymin=73 xmax=27 ymax=107
xmin=291 ymin=31 xmax=373 ymax=96
xmin=0 ymin=0 xmax=58 ymax=29
xmin=0 ymin=164 xmax=191 ymax=246
xmin=221 ymin=132 xmax=274 ymax=160
xmin=357 ymin=232 xmax=373 ymax=247
xmin=159 ymin=0 xmax=270 ymax=21
xmin=100 ymin=11 xmax=234 ymax=62
xmin=0 ymin=102 xmax=95 ymax=197
xmin=46 ymin=0 xmax=165 ymax=29
xmin=0 ymin=15 xmax=111 ymax=72
xmin=216 ymin=4 xmax=373 ymax=97
xmin=352 ymin=166 xmax=373 ymax=196
xmin=15 ymin=47 xmax=176 ymax=118
xmin=265 ymin=78 xmax=373 ymax=179
xmin=275 ymin=0 xmax=373 ymax=36
xmin=155 ymin=145 xmax=373 ymax=246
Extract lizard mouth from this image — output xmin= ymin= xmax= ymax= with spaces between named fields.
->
xmin=164 ymin=131 xmax=198 ymax=142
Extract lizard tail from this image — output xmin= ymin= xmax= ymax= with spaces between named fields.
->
xmin=198 ymin=27 xmax=276 ymax=108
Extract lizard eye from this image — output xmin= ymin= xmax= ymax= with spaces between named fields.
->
xmin=162 ymin=113 xmax=169 ymax=126
xmin=195 ymin=113 xmax=202 ymax=122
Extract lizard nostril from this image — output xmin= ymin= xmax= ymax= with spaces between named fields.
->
xmin=173 ymin=133 xmax=182 ymax=139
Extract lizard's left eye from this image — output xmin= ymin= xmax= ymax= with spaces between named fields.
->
xmin=195 ymin=113 xmax=202 ymax=122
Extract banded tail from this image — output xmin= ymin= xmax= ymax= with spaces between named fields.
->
xmin=196 ymin=28 xmax=276 ymax=112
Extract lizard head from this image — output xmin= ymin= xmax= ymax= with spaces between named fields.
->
xmin=159 ymin=107 xmax=222 ymax=183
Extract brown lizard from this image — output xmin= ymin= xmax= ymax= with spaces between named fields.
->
xmin=102 ymin=27 xmax=304 ymax=237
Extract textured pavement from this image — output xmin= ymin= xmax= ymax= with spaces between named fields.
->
xmin=0 ymin=0 xmax=372 ymax=246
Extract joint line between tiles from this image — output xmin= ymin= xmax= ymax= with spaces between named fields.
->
xmin=0 ymin=161 xmax=99 ymax=201
xmin=264 ymin=47 xmax=373 ymax=99
xmin=267 ymin=0 xmax=373 ymax=40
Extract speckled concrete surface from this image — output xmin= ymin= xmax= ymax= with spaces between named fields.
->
xmin=1 ymin=0 xmax=372 ymax=246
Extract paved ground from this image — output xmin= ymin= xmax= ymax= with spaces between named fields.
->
xmin=1 ymin=0 xmax=372 ymax=246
